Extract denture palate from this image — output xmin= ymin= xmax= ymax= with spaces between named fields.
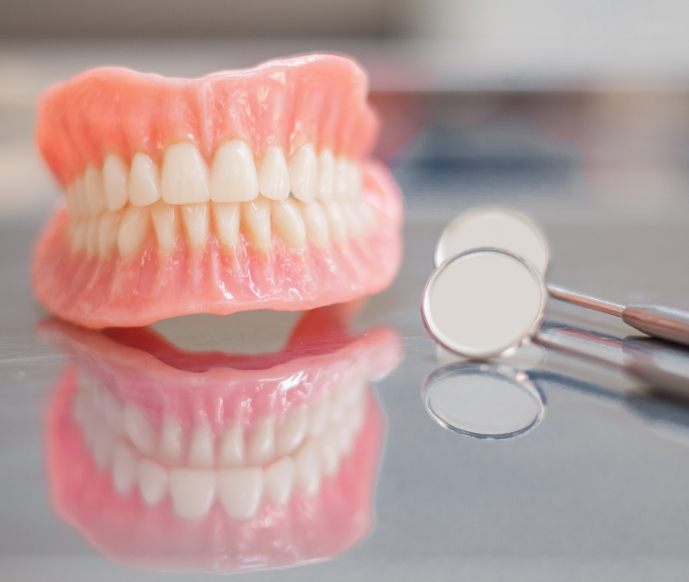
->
xmin=66 ymin=141 xmax=370 ymax=258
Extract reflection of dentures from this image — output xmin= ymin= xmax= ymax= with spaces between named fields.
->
xmin=42 ymin=307 xmax=401 ymax=573
xmin=34 ymin=55 xmax=404 ymax=328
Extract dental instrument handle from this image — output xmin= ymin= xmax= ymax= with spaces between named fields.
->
xmin=547 ymin=284 xmax=689 ymax=348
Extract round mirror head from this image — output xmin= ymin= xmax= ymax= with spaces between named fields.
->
xmin=422 ymin=248 xmax=547 ymax=359
xmin=435 ymin=207 xmax=550 ymax=274
xmin=422 ymin=363 xmax=545 ymax=439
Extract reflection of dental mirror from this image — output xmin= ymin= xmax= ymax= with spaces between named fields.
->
xmin=434 ymin=206 xmax=689 ymax=347
xmin=422 ymin=248 xmax=689 ymax=395
xmin=422 ymin=363 xmax=544 ymax=439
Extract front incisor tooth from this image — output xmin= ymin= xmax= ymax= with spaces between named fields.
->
xmin=212 ymin=202 xmax=240 ymax=249
xmin=317 ymin=149 xmax=335 ymax=201
xmin=150 ymin=202 xmax=179 ymax=252
xmin=210 ymin=140 xmax=259 ymax=202
xmin=258 ymin=146 xmax=289 ymax=200
xmin=181 ymin=203 xmax=209 ymax=249
xmin=288 ymin=144 xmax=317 ymax=201
xmin=117 ymin=205 xmax=151 ymax=257
xmin=84 ymin=165 xmax=106 ymax=216
xmin=242 ymin=197 xmax=271 ymax=250
xmin=129 ymin=153 xmax=161 ymax=207
xmin=169 ymin=468 xmax=216 ymax=520
xmin=272 ymin=199 xmax=306 ymax=249
xmin=299 ymin=200 xmax=330 ymax=247
xmin=103 ymin=154 xmax=128 ymax=211
xmin=218 ymin=467 xmax=263 ymax=519
xmin=246 ymin=417 xmax=275 ymax=466
xmin=161 ymin=143 xmax=210 ymax=204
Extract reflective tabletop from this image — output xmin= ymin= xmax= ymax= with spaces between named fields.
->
xmin=3 ymin=43 xmax=689 ymax=581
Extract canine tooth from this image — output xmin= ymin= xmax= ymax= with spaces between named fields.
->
xmin=159 ymin=415 xmax=184 ymax=464
xmin=294 ymin=439 xmax=321 ymax=496
xmin=258 ymin=146 xmax=289 ymax=200
xmin=264 ymin=457 xmax=295 ymax=507
xmin=212 ymin=202 xmax=240 ymax=248
xmin=219 ymin=425 xmax=244 ymax=467
xmin=161 ymin=143 xmax=209 ymax=204
xmin=123 ymin=404 xmax=154 ymax=455
xmin=181 ymin=203 xmax=209 ymax=248
xmin=188 ymin=421 xmax=214 ymax=468
xmin=334 ymin=157 xmax=350 ymax=199
xmin=309 ymin=394 xmax=330 ymax=437
xmin=151 ymin=202 xmax=179 ymax=251
xmin=242 ymin=197 xmax=271 ymax=250
xmin=169 ymin=468 xmax=215 ymax=520
xmin=112 ymin=443 xmax=136 ymax=495
xmin=272 ymin=199 xmax=306 ymax=249
xmin=299 ymin=201 xmax=330 ymax=246
xmin=324 ymin=201 xmax=347 ymax=242
xmin=129 ymin=153 xmax=161 ymax=207
xmin=276 ymin=405 xmax=308 ymax=456
xmin=98 ymin=212 xmax=121 ymax=257
xmin=103 ymin=154 xmax=128 ymax=211
xmin=117 ymin=205 xmax=150 ymax=257
xmin=288 ymin=144 xmax=317 ymax=201
xmin=84 ymin=165 xmax=106 ymax=216
xmin=247 ymin=417 xmax=275 ymax=466
xmin=210 ymin=140 xmax=259 ymax=202
xmin=317 ymin=149 xmax=335 ymax=201
xmin=138 ymin=459 xmax=168 ymax=506
xmin=218 ymin=467 xmax=263 ymax=519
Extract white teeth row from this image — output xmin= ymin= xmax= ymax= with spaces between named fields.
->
xmin=72 ymin=379 xmax=367 ymax=521
xmin=67 ymin=143 xmax=363 ymax=218
xmin=68 ymin=197 xmax=374 ymax=257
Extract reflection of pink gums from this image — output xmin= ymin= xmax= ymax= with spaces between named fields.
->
xmin=43 ymin=306 xmax=401 ymax=573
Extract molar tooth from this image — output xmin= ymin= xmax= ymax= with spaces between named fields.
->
xmin=219 ymin=424 xmax=244 ymax=467
xmin=161 ymin=143 xmax=210 ymax=204
xmin=294 ymin=439 xmax=322 ymax=496
xmin=264 ymin=457 xmax=295 ymax=507
xmin=258 ymin=146 xmax=289 ymax=200
xmin=159 ymin=415 xmax=184 ymax=464
xmin=84 ymin=165 xmax=106 ymax=216
xmin=288 ymin=144 xmax=317 ymax=202
xmin=212 ymin=202 xmax=240 ymax=249
xmin=242 ymin=197 xmax=271 ymax=250
xmin=103 ymin=154 xmax=128 ymax=211
xmin=112 ymin=443 xmax=136 ymax=495
xmin=138 ymin=459 xmax=168 ymax=506
xmin=169 ymin=468 xmax=216 ymax=520
xmin=218 ymin=467 xmax=263 ymax=519
xmin=188 ymin=421 xmax=214 ymax=468
xmin=334 ymin=157 xmax=349 ymax=199
xmin=123 ymin=404 xmax=154 ymax=455
xmin=324 ymin=201 xmax=347 ymax=242
xmin=272 ymin=199 xmax=306 ymax=250
xmin=181 ymin=203 xmax=209 ymax=249
xmin=117 ymin=205 xmax=150 ymax=257
xmin=151 ymin=202 xmax=179 ymax=252
xmin=98 ymin=212 xmax=121 ymax=257
xmin=129 ymin=153 xmax=161 ymax=207
xmin=317 ymin=149 xmax=335 ymax=201
xmin=299 ymin=201 xmax=330 ymax=246
xmin=210 ymin=140 xmax=259 ymax=202
xmin=246 ymin=417 xmax=275 ymax=466
xmin=276 ymin=405 xmax=308 ymax=456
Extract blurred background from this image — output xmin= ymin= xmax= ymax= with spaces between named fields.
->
xmin=2 ymin=0 xmax=689 ymax=220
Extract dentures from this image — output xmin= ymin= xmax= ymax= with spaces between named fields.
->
xmin=34 ymin=55 xmax=403 ymax=328
xmin=42 ymin=306 xmax=401 ymax=573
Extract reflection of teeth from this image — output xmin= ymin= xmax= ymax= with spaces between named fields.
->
xmin=161 ymin=143 xmax=209 ymax=204
xmin=294 ymin=439 xmax=321 ymax=496
xmin=210 ymin=140 xmax=259 ymax=202
xmin=258 ymin=146 xmax=290 ymax=201
xmin=288 ymin=144 xmax=317 ymax=202
xmin=246 ymin=417 xmax=275 ymax=466
xmin=123 ymin=404 xmax=155 ymax=455
xmin=103 ymin=154 xmax=128 ymax=211
xmin=159 ymin=416 xmax=184 ymax=465
xmin=112 ymin=443 xmax=137 ymax=495
xmin=129 ymin=153 xmax=161 ymax=207
xmin=276 ymin=405 xmax=308 ymax=456
xmin=188 ymin=421 xmax=214 ymax=468
xmin=264 ymin=457 xmax=295 ymax=507
xmin=138 ymin=458 xmax=168 ymax=506
xmin=218 ymin=467 xmax=263 ymax=519
xmin=219 ymin=425 xmax=245 ymax=467
xmin=169 ymin=468 xmax=216 ymax=521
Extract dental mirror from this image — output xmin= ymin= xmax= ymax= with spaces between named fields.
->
xmin=422 ymin=363 xmax=544 ymax=439
xmin=435 ymin=207 xmax=689 ymax=348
